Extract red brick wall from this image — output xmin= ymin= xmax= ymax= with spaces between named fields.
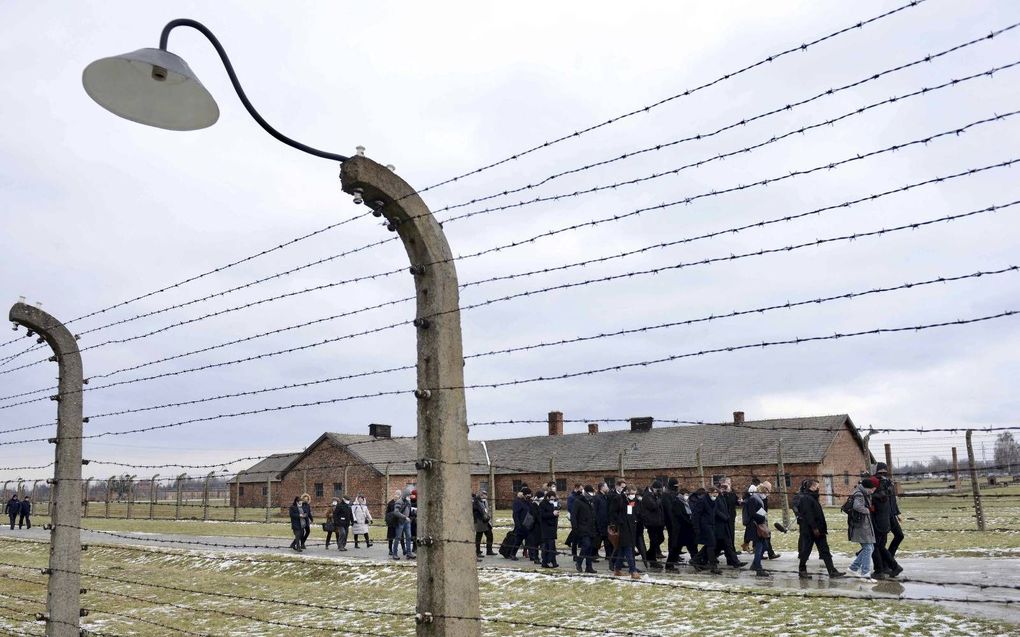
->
xmin=228 ymin=482 xmax=282 ymax=509
xmin=816 ymin=428 xmax=871 ymax=504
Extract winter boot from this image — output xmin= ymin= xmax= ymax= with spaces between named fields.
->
xmin=798 ymin=561 xmax=811 ymax=579
xmin=823 ymin=556 xmax=845 ymax=578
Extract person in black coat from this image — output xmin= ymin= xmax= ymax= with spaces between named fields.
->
xmin=538 ymin=492 xmax=560 ymax=568
xmin=608 ymin=486 xmax=641 ymax=578
xmin=718 ymin=478 xmax=739 ymax=555
xmin=639 ymin=482 xmax=666 ymax=567
xmin=871 ymin=465 xmax=902 ymax=577
xmin=299 ymin=494 xmax=313 ymax=549
xmin=711 ymin=490 xmax=744 ymax=569
xmin=796 ymin=479 xmax=844 ymax=579
xmin=692 ymin=487 xmax=724 ymax=573
xmin=526 ymin=490 xmax=544 ymax=564
xmin=17 ymin=497 xmax=31 ymax=530
xmin=572 ymin=485 xmax=598 ymax=573
xmin=669 ymin=487 xmax=699 ymax=567
xmin=334 ymin=496 xmax=353 ymax=551
xmin=5 ymin=496 xmax=18 ymax=530
xmin=593 ymin=483 xmax=610 ymax=560
xmin=472 ymin=492 xmax=495 ymax=557
xmin=508 ymin=488 xmax=531 ymax=560
xmin=288 ymin=497 xmax=305 ymax=552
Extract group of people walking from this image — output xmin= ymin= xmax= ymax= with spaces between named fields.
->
xmin=4 ymin=495 xmax=31 ymax=530
xmin=289 ymin=493 xmax=374 ymax=553
xmin=842 ymin=463 xmax=905 ymax=580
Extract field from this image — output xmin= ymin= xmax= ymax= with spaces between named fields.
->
xmin=1 ymin=487 xmax=1016 ymax=636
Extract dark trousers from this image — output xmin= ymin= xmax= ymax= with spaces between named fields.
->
xmin=325 ymin=529 xmax=336 ymax=546
xmin=666 ymin=533 xmax=697 ymax=566
xmin=509 ymin=528 xmax=524 ymax=557
xmin=354 ymin=533 xmax=371 ymax=547
xmin=873 ymin=531 xmax=899 ymax=572
xmin=699 ymin=537 xmax=740 ymax=567
xmin=634 ymin=521 xmax=648 ymax=566
xmin=541 ymin=538 xmax=558 ymax=566
xmin=611 ymin=545 xmax=637 ymax=573
xmin=7 ymin=515 xmax=15 ymax=530
xmin=889 ymin=516 xmax=904 ymax=557
xmin=475 ymin=528 xmax=494 ymax=554
xmin=575 ymin=534 xmax=594 ymax=570
xmin=300 ymin=522 xmax=311 ymax=547
xmin=18 ymin=513 xmax=29 ymax=529
xmin=798 ymin=528 xmax=833 ymax=562
xmin=290 ymin=527 xmax=303 ymax=549
xmin=336 ymin=525 xmax=349 ymax=549
xmin=646 ymin=525 xmax=665 ymax=561
xmin=595 ymin=534 xmax=610 ymax=558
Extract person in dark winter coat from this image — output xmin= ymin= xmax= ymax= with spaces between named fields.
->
xmin=565 ymin=484 xmax=582 ymax=560
xmin=538 ymin=491 xmax=561 ymax=567
xmin=639 ymin=481 xmax=666 ymax=566
xmin=508 ymin=488 xmax=531 ymax=560
xmin=385 ymin=495 xmax=397 ymax=555
xmin=324 ymin=500 xmax=339 ymax=548
xmin=608 ymin=486 xmax=641 ymax=579
xmin=5 ymin=496 xmax=18 ymax=530
xmin=718 ymin=478 xmax=739 ymax=555
xmin=389 ymin=489 xmax=415 ymax=560
xmin=299 ymin=494 xmax=313 ymax=549
xmin=689 ymin=488 xmax=712 ymax=566
xmin=526 ymin=490 xmax=544 ymax=564
xmin=878 ymin=463 xmax=905 ymax=558
xmin=472 ymin=492 xmax=495 ymax=557
xmin=17 ymin=497 xmax=31 ymax=530
xmin=593 ymin=483 xmax=610 ymax=560
xmin=666 ymin=486 xmax=698 ymax=569
xmin=871 ymin=464 xmax=903 ymax=577
xmin=572 ymin=485 xmax=598 ymax=573
xmin=333 ymin=496 xmax=353 ymax=551
xmin=796 ymin=479 xmax=844 ymax=579
xmin=288 ymin=497 xmax=305 ymax=552
xmin=693 ymin=487 xmax=743 ymax=573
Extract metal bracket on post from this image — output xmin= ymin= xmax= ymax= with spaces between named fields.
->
xmin=341 ymin=156 xmax=480 ymax=637
xmin=10 ymin=302 xmax=83 ymax=637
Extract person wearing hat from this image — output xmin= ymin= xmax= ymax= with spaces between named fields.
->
xmin=871 ymin=463 xmax=903 ymax=577
xmin=847 ymin=477 xmax=882 ymax=579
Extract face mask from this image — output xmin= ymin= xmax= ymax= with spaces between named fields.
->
xmin=627 ymin=494 xmax=636 ymax=500
xmin=681 ymin=494 xmax=689 ymax=501
xmin=332 ymin=501 xmax=338 ymax=506
xmin=709 ymin=495 xmax=718 ymax=501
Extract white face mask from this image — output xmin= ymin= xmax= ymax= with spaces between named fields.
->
xmin=709 ymin=495 xmax=718 ymax=501
xmin=332 ymin=501 xmax=338 ymax=506
xmin=627 ymin=494 xmax=636 ymax=500
xmin=681 ymin=494 xmax=689 ymax=501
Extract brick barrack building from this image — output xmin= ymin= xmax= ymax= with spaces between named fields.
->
xmin=230 ymin=412 xmax=874 ymax=515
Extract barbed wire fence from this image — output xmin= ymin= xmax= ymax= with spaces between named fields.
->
xmin=2 ymin=0 xmax=1020 ymax=634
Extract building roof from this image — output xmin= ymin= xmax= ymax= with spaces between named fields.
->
xmin=237 ymin=453 xmax=301 ymax=483
xmin=281 ymin=432 xmax=492 ymax=477
xmin=484 ymin=415 xmax=862 ymax=474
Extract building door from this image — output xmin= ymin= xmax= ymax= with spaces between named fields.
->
xmin=822 ymin=475 xmax=834 ymax=506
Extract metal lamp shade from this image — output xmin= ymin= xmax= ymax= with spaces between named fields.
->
xmin=82 ymin=48 xmax=219 ymax=131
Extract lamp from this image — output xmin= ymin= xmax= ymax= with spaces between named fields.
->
xmin=82 ymin=19 xmax=347 ymax=160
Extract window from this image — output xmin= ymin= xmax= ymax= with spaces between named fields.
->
xmin=238 ymin=486 xmax=245 ymax=497
xmin=843 ymin=472 xmax=850 ymax=485
xmin=261 ymin=486 xmax=268 ymax=496
xmin=711 ymin=474 xmax=725 ymax=486
xmin=479 ymin=481 xmax=489 ymax=494
xmin=656 ymin=475 xmax=669 ymax=486
xmin=314 ymin=483 xmax=324 ymax=498
xmin=333 ymin=483 xmax=344 ymax=497
xmin=512 ymin=480 xmax=524 ymax=493
xmin=784 ymin=473 xmax=792 ymax=488
xmin=604 ymin=476 xmax=616 ymax=488
xmin=555 ymin=479 xmax=567 ymax=492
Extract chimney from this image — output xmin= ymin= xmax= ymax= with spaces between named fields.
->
xmin=733 ymin=411 xmax=745 ymax=424
xmin=630 ymin=417 xmax=653 ymax=433
xmin=587 ymin=422 xmax=599 ymax=435
xmin=369 ymin=423 xmax=392 ymax=438
xmin=548 ymin=411 xmax=564 ymax=436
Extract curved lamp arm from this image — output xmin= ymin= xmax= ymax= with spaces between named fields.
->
xmin=159 ymin=18 xmax=349 ymax=162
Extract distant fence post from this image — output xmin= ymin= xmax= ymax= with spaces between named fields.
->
xmin=618 ymin=452 xmax=625 ymax=479
xmin=10 ymin=300 xmax=84 ymax=636
xmin=265 ymin=478 xmax=272 ymax=523
xmin=203 ymin=471 xmax=214 ymax=521
xmin=175 ymin=473 xmax=187 ymax=520
xmin=951 ymin=448 xmax=960 ymax=489
xmin=965 ymin=430 xmax=985 ymax=531
xmin=862 ymin=429 xmax=874 ymax=472
xmin=17 ymin=479 xmax=24 ymax=499
xmin=697 ymin=445 xmax=705 ymax=488
xmin=149 ymin=475 xmax=159 ymax=520
xmin=233 ymin=472 xmax=242 ymax=522
xmin=105 ymin=476 xmax=114 ymax=518
xmin=126 ymin=475 xmax=136 ymax=519
xmin=776 ymin=435 xmax=790 ymax=528
xmin=549 ymin=457 xmax=555 ymax=486
xmin=884 ymin=443 xmax=894 ymax=482
xmin=81 ymin=477 xmax=92 ymax=518
xmin=488 ymin=457 xmax=496 ymax=509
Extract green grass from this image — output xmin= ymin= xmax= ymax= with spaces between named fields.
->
xmin=0 ymin=540 xmax=1014 ymax=636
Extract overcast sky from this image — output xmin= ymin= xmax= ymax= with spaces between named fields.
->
xmin=1 ymin=0 xmax=1018 ymax=480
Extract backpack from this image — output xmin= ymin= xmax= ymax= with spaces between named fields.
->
xmin=839 ymin=494 xmax=855 ymax=516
